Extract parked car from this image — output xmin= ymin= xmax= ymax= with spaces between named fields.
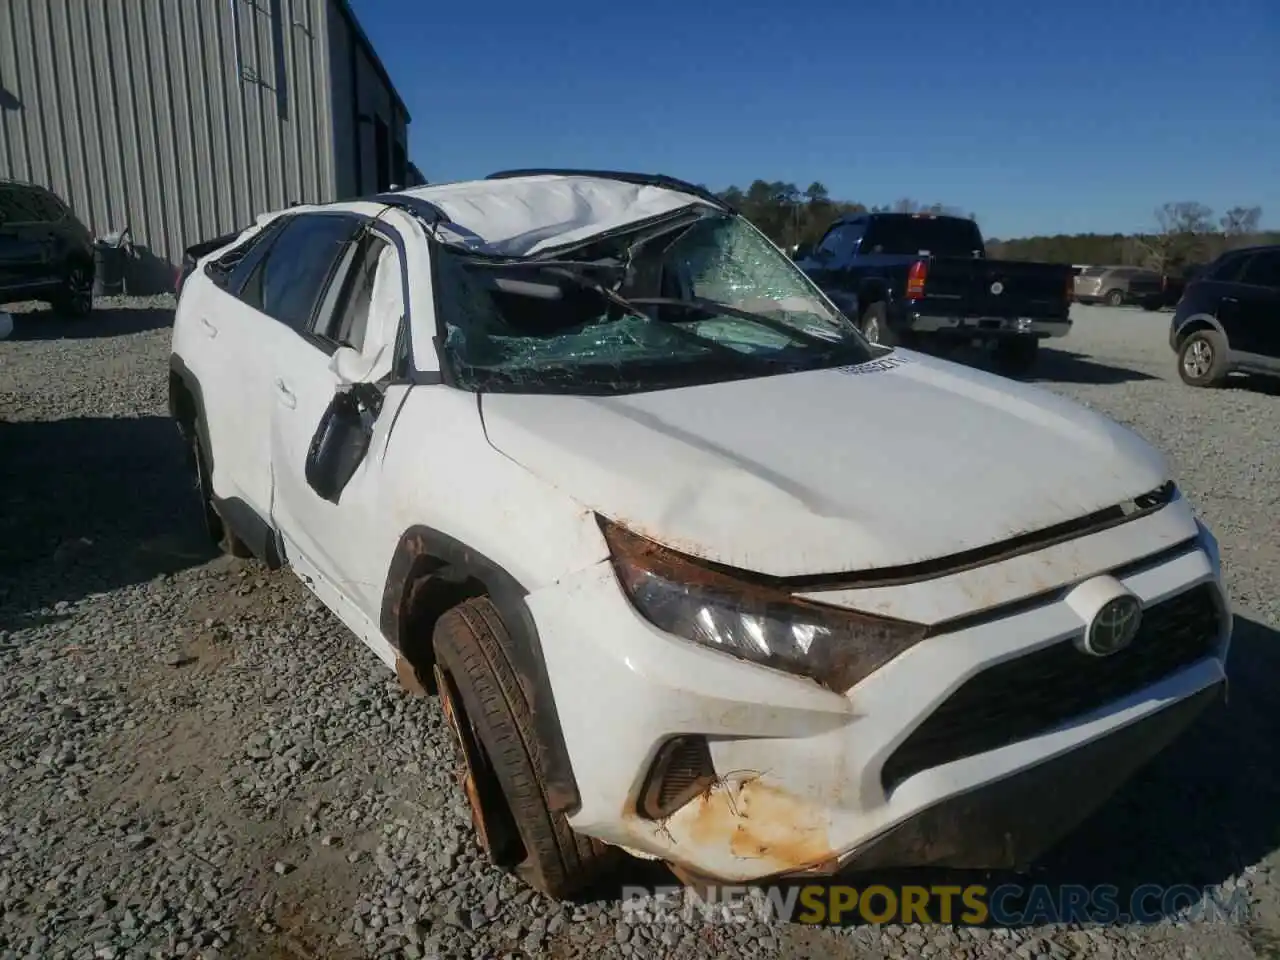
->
xmin=793 ymin=212 xmax=1073 ymax=376
xmin=0 ymin=178 xmax=95 ymax=316
xmin=1074 ymin=265 xmax=1163 ymax=307
xmin=1140 ymin=264 xmax=1208 ymax=312
xmin=1169 ymin=244 xmax=1280 ymax=387
xmin=170 ymin=169 xmax=1230 ymax=898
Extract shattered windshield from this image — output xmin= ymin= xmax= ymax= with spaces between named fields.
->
xmin=436 ymin=212 xmax=876 ymax=394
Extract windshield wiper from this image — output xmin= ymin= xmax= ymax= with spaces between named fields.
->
xmin=624 ymin=296 xmax=858 ymax=350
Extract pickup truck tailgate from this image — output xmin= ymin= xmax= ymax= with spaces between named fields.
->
xmin=926 ymin=257 xmax=1070 ymax=317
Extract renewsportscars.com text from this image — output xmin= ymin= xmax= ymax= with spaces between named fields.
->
xmin=621 ymin=883 xmax=1251 ymax=927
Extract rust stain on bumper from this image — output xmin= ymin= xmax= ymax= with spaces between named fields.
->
xmin=657 ymin=773 xmax=836 ymax=880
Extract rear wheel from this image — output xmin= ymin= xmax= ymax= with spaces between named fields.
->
xmin=859 ymin=301 xmax=898 ymax=347
xmin=52 ymin=261 xmax=93 ymax=318
xmin=992 ymin=335 xmax=1039 ymax=377
xmin=1177 ymin=329 xmax=1229 ymax=387
xmin=1104 ymin=289 xmax=1124 ymax=307
xmin=433 ymin=597 xmax=619 ymax=898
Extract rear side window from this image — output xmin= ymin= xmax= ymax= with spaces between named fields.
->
xmin=1238 ymin=251 xmax=1280 ymax=289
xmin=815 ymin=223 xmax=863 ymax=259
xmin=244 ymin=213 xmax=363 ymax=330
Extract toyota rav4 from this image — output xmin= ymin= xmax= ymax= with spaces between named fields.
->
xmin=169 ymin=170 xmax=1231 ymax=898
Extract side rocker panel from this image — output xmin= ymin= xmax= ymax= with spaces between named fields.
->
xmin=380 ymin=525 xmax=581 ymax=815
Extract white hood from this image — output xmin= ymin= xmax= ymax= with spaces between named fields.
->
xmin=479 ymin=350 xmax=1170 ymax=578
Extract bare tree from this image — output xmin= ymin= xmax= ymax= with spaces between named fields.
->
xmin=1220 ymin=205 xmax=1262 ymax=236
xmin=1137 ymin=202 xmax=1215 ymax=273
xmin=891 ymin=197 xmax=921 ymax=213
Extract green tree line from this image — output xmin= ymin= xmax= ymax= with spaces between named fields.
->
xmin=704 ymin=179 xmax=974 ymax=250
xmin=706 ymin=181 xmax=1274 ymax=275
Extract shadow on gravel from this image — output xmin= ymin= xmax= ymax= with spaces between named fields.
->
xmin=587 ymin=615 xmax=1280 ymax=933
xmin=1023 ymin=346 xmax=1160 ymax=386
xmin=910 ymin=341 xmax=1158 ymax=386
xmin=0 ymin=304 xmax=174 ymax=340
xmin=1222 ymin=373 xmax=1280 ymax=397
xmin=0 ymin=414 xmax=216 ymax=631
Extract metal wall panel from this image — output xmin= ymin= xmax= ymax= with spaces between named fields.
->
xmin=0 ymin=0 xmax=340 ymax=288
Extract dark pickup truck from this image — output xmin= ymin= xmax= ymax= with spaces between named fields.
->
xmin=794 ymin=212 xmax=1074 ymax=375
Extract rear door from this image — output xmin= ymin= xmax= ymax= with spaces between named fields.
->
xmin=1223 ymin=250 xmax=1280 ymax=360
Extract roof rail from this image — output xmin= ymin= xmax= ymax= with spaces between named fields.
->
xmin=485 ymin=168 xmax=732 ymax=212
xmin=363 ymin=191 xmax=451 ymax=225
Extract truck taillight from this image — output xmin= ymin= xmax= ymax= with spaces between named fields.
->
xmin=906 ymin=260 xmax=928 ymax=299
xmin=1066 ymin=272 xmax=1074 ymax=302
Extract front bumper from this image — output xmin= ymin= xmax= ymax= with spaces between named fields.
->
xmin=528 ymin=503 xmax=1229 ymax=884
xmin=902 ymin=313 xmax=1071 ymax=338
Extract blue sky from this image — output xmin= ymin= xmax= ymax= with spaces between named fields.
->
xmin=353 ymin=0 xmax=1278 ymax=240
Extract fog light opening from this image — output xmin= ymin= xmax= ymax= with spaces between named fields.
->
xmin=638 ymin=736 xmax=716 ymax=820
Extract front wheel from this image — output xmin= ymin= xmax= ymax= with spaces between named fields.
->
xmin=992 ymin=336 xmax=1040 ymax=377
xmin=52 ymin=262 xmax=94 ymax=318
xmin=1177 ymin=329 xmax=1229 ymax=387
xmin=1104 ymin=289 xmax=1124 ymax=307
xmin=433 ymin=598 xmax=619 ymax=898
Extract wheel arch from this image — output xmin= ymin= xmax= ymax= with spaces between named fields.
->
xmin=1174 ymin=313 xmax=1227 ymax=351
xmin=380 ymin=525 xmax=581 ymax=815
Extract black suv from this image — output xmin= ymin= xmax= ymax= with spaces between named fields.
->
xmin=0 ymin=179 xmax=95 ymax=317
xmin=1170 ymin=244 xmax=1280 ymax=387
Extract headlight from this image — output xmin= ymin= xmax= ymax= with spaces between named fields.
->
xmin=599 ymin=517 xmax=928 ymax=694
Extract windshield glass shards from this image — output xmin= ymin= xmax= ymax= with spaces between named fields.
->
xmin=436 ymin=213 xmax=878 ymax=394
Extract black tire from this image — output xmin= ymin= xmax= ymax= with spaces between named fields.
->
xmin=1104 ymin=289 xmax=1124 ymax=307
xmin=433 ymin=597 xmax=618 ymax=899
xmin=992 ymin=336 xmax=1039 ymax=377
xmin=1141 ymin=298 xmax=1161 ymax=312
xmin=859 ymin=301 xmax=898 ymax=347
xmin=1176 ymin=328 xmax=1229 ymax=387
xmin=189 ymin=424 xmax=252 ymax=557
xmin=52 ymin=260 xmax=94 ymax=318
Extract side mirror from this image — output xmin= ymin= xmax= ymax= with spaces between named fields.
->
xmin=304 ymin=386 xmax=378 ymax=503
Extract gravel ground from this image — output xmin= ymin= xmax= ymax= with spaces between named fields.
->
xmin=1 ymin=298 xmax=1277 ymax=960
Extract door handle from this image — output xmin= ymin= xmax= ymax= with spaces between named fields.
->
xmin=199 ymin=317 xmax=218 ymax=338
xmin=275 ymin=378 xmax=296 ymax=408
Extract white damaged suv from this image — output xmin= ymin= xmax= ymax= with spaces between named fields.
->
xmin=169 ymin=170 xmax=1231 ymax=897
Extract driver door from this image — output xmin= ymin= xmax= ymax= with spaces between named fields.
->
xmin=268 ymin=222 xmax=407 ymax=635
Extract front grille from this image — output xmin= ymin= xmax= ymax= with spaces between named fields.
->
xmin=880 ymin=583 xmax=1222 ymax=794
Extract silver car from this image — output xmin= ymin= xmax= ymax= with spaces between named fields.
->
xmin=1074 ymin=266 xmax=1164 ymax=307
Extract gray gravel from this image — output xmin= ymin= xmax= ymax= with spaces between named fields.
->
xmin=1 ymin=298 xmax=1277 ymax=960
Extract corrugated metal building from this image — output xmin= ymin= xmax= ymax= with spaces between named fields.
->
xmin=0 ymin=0 xmax=417 ymax=292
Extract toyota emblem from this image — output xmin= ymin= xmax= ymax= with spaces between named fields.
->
xmin=1079 ymin=595 xmax=1142 ymax=657
xmin=990 ymin=281 xmax=1004 ymax=295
